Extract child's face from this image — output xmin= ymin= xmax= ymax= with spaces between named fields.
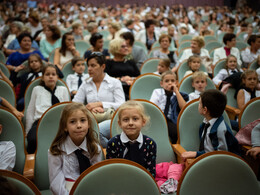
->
xmin=42 ymin=67 xmax=58 ymax=90
xmin=192 ymin=77 xmax=207 ymax=92
xmin=29 ymin=56 xmax=42 ymax=72
xmin=157 ymin=62 xmax=169 ymax=74
xmin=243 ymin=73 xmax=258 ymax=90
xmin=189 ymin=58 xmax=201 ymax=72
xmin=198 ymin=98 xmax=206 ymax=116
xmin=74 ymin=27 xmax=83 ymax=35
xmin=73 ymin=60 xmax=85 ymax=74
xmin=118 ymin=108 xmax=146 ymax=140
xmin=227 ymin=57 xmax=237 ymax=70
xmin=160 ymin=74 xmax=176 ymax=92
xmin=65 ymin=110 xmax=89 ymax=146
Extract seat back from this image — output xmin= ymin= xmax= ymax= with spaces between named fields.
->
xmin=177 ymin=100 xmax=231 ymax=151
xmin=99 ymin=30 xmax=110 ymax=40
xmin=226 ymin=87 xmax=238 ymax=108
xmin=151 ymin=41 xmax=160 ymax=49
xmin=179 ymin=35 xmax=193 ymax=43
xmin=0 ymin=49 xmax=6 ymax=63
xmin=129 ymin=73 xmax=161 ymax=100
xmin=147 ymin=47 xmax=160 ymax=58
xmin=0 ymin=108 xmax=26 ymax=174
xmin=205 ymin=41 xmax=222 ymax=52
xmin=34 ymin=102 xmax=100 ymax=190
xmin=75 ymin=41 xmax=91 ymax=57
xmin=235 ymin=41 xmax=249 ymax=51
xmin=0 ymin=79 xmax=16 ymax=107
xmin=177 ymin=151 xmax=260 ymax=195
xmin=48 ymin=49 xmax=55 ymax=63
xmin=140 ymin=58 xmax=160 ymax=74
xmin=0 ymin=62 xmax=10 ymax=78
xmin=70 ymin=159 xmax=160 ymax=195
xmin=179 ymin=75 xmax=216 ymax=94
xmin=238 ymin=97 xmax=260 ymax=129
xmin=111 ymin=100 xmax=176 ymax=163
xmin=134 ymin=41 xmax=148 ymax=55
xmin=0 ymin=170 xmax=41 ymax=195
xmin=103 ymin=40 xmax=110 ymax=50
xmin=177 ymin=60 xmax=207 ymax=81
xmin=248 ymin=59 xmax=258 ymax=70
xmin=178 ymin=41 xmax=191 ymax=53
xmin=217 ymin=32 xmax=226 ymax=43
xmin=213 ymin=58 xmax=226 ymax=76
xmin=178 ymin=47 xmax=190 ymax=60
xmin=61 ymin=61 xmax=88 ymax=81
xmin=203 ymin=35 xmax=217 ymax=43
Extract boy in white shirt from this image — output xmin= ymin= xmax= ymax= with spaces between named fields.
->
xmin=66 ymin=57 xmax=89 ymax=98
xmin=188 ymin=71 xmax=208 ymax=102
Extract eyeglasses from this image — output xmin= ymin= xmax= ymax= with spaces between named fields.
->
xmin=121 ymin=45 xmax=128 ymax=48
xmin=90 ymin=52 xmax=104 ymax=57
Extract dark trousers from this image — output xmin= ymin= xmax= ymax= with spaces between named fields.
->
xmin=166 ymin=118 xmax=178 ymax=144
xmin=27 ymin=119 xmax=39 ymax=154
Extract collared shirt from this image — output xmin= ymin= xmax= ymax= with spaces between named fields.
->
xmin=0 ymin=141 xmax=16 ymax=171
xmin=48 ymin=136 xmax=102 ymax=195
xmin=241 ymin=48 xmax=260 ymax=65
xmin=66 ymin=73 xmax=89 ymax=92
xmin=72 ymin=73 xmax=125 ymax=110
xmin=243 ymin=89 xmax=260 ymax=105
xmin=27 ymin=72 xmax=43 ymax=81
xmin=188 ymin=90 xmax=201 ymax=102
xmin=26 ymin=86 xmax=70 ymax=134
xmin=213 ymin=68 xmax=242 ymax=85
xmin=120 ymin=132 xmax=143 ymax=157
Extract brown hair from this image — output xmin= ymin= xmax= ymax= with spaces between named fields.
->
xmin=159 ymin=58 xmax=171 ymax=68
xmin=224 ymin=55 xmax=239 ymax=75
xmin=28 ymin=53 xmax=44 ymax=71
xmin=39 ymin=64 xmax=59 ymax=86
xmin=187 ymin=55 xmax=201 ymax=67
xmin=159 ymin=34 xmax=171 ymax=43
xmin=241 ymin=69 xmax=258 ymax=87
xmin=50 ymin=102 xmax=100 ymax=157
xmin=160 ymin=70 xmax=176 ymax=81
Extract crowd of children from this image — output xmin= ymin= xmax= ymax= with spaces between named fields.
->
xmin=0 ymin=1 xmax=259 ymax=194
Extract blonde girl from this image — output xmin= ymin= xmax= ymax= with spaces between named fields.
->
xmin=106 ymin=100 xmax=157 ymax=177
xmin=48 ymin=102 xmax=102 ymax=195
xmin=184 ymin=55 xmax=207 ymax=77
xmin=26 ymin=64 xmax=70 ymax=154
xmin=237 ymin=70 xmax=260 ymax=110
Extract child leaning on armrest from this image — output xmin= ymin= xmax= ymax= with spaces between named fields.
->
xmin=182 ymin=89 xmax=240 ymax=160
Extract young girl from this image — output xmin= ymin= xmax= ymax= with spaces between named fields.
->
xmin=150 ymin=71 xmax=188 ymax=143
xmin=11 ymin=53 xmax=44 ymax=111
xmin=188 ymin=71 xmax=208 ymax=102
xmin=237 ymin=70 xmax=260 ymax=110
xmin=184 ymin=55 xmax=208 ymax=77
xmin=48 ymin=102 xmax=102 ymax=195
xmin=154 ymin=58 xmax=170 ymax=75
xmin=213 ymin=55 xmax=242 ymax=92
xmin=26 ymin=64 xmax=70 ymax=154
xmin=106 ymin=100 xmax=157 ymax=177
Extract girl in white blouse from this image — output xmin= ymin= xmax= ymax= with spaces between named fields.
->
xmin=26 ymin=64 xmax=70 ymax=153
xmin=48 ymin=102 xmax=102 ymax=195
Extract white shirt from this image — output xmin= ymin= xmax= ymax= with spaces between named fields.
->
xmin=243 ymin=89 xmax=260 ymax=105
xmin=72 ymin=73 xmax=125 ymax=110
xmin=66 ymin=73 xmax=89 ymax=93
xmin=48 ymin=136 xmax=102 ymax=195
xmin=213 ymin=68 xmax=242 ymax=85
xmin=26 ymin=86 xmax=70 ymax=134
xmin=188 ymin=90 xmax=201 ymax=102
xmin=213 ymin=47 xmax=242 ymax=66
xmin=120 ymin=132 xmax=143 ymax=157
xmin=241 ymin=48 xmax=260 ymax=65
xmin=177 ymin=48 xmax=210 ymax=67
xmin=0 ymin=141 xmax=16 ymax=171
xmin=256 ymin=67 xmax=260 ymax=81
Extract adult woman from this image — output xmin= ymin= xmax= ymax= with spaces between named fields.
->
xmin=40 ymin=24 xmax=61 ymax=60
xmin=73 ymin=52 xmax=125 ymax=122
xmin=174 ymin=36 xmax=210 ymax=72
xmin=6 ymin=32 xmax=44 ymax=72
xmin=84 ymin=32 xmax=110 ymax=59
xmin=53 ymin=32 xmax=80 ymax=69
xmin=153 ymin=34 xmax=177 ymax=68
xmin=107 ymin=22 xmax=123 ymax=40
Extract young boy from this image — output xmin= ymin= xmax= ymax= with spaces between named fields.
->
xmin=66 ymin=57 xmax=89 ymax=97
xmin=71 ymin=23 xmax=83 ymax=41
xmin=154 ymin=58 xmax=171 ymax=75
xmin=182 ymin=89 xmax=239 ymax=160
xmin=150 ymin=71 xmax=189 ymax=143
xmin=188 ymin=71 xmax=207 ymax=101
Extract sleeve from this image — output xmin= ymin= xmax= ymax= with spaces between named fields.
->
xmin=212 ymin=69 xmax=226 ymax=85
xmin=235 ymin=49 xmax=242 ymax=67
xmin=251 ymin=123 xmax=260 ymax=147
xmin=146 ymin=138 xmax=157 ymax=178
xmin=135 ymin=48 xmax=147 ymax=69
xmin=216 ymin=127 xmax=228 ymax=151
xmin=91 ymin=145 xmax=103 ymax=165
xmin=72 ymin=83 xmax=86 ymax=103
xmin=241 ymin=50 xmax=251 ymax=64
xmin=106 ymin=137 xmax=118 ymax=159
xmin=39 ymin=40 xmax=48 ymax=59
xmin=102 ymin=79 xmax=125 ymax=110
xmin=66 ymin=75 xmax=73 ymax=93
xmin=130 ymin=60 xmax=140 ymax=77
xmin=26 ymin=87 xmax=37 ymax=134
xmin=0 ymin=141 xmax=16 ymax=171
xmin=149 ymin=89 xmax=160 ymax=105
xmin=61 ymin=87 xmax=70 ymax=102
xmin=213 ymin=48 xmax=221 ymax=65
xmin=48 ymin=151 xmax=69 ymax=195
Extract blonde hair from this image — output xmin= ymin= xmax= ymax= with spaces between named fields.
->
xmin=109 ymin=38 xmax=125 ymax=56
xmin=192 ymin=36 xmax=205 ymax=48
xmin=109 ymin=22 xmax=121 ymax=31
xmin=49 ymin=103 xmax=100 ymax=157
xmin=160 ymin=70 xmax=176 ymax=81
xmin=241 ymin=69 xmax=258 ymax=86
xmin=117 ymin=100 xmax=150 ymax=127
xmin=225 ymin=55 xmax=239 ymax=75
xmin=192 ymin=71 xmax=208 ymax=83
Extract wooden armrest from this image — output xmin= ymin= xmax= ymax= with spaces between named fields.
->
xmin=23 ymin=153 xmax=35 ymax=181
xmin=172 ymin=144 xmax=187 ymax=164
xmin=102 ymin=148 xmax=106 ymax=158
xmin=241 ymin=145 xmax=252 ymax=152
xmin=225 ymin=105 xmax=240 ymax=120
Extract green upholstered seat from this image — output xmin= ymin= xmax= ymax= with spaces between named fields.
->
xmin=0 ymin=62 xmax=10 ymax=78
xmin=0 ymin=79 xmax=16 ymax=107
xmin=140 ymin=58 xmax=160 ymax=74
xmin=61 ymin=61 xmax=88 ymax=81
xmin=75 ymin=40 xmax=91 ymax=57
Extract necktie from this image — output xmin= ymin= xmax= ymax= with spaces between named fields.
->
xmin=27 ymin=72 xmax=39 ymax=83
xmin=125 ymin=141 xmax=140 ymax=162
xmin=199 ymin=123 xmax=210 ymax=151
xmin=75 ymin=149 xmax=91 ymax=174
xmin=231 ymin=70 xmax=236 ymax=74
xmin=164 ymin=91 xmax=172 ymax=119
xmin=44 ymin=86 xmax=60 ymax=105
xmin=78 ymin=74 xmax=82 ymax=88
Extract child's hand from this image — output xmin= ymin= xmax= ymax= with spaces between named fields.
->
xmin=86 ymin=102 xmax=102 ymax=111
xmin=13 ymin=110 xmax=24 ymax=120
xmin=71 ymin=90 xmax=77 ymax=95
xmin=172 ymin=83 xmax=178 ymax=93
xmin=181 ymin=151 xmax=197 ymax=161
xmin=14 ymin=65 xmax=25 ymax=72
xmin=246 ymin=147 xmax=260 ymax=159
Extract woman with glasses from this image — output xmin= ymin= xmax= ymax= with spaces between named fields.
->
xmin=84 ymin=32 xmax=110 ymax=59
xmin=105 ymin=38 xmax=140 ymax=99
